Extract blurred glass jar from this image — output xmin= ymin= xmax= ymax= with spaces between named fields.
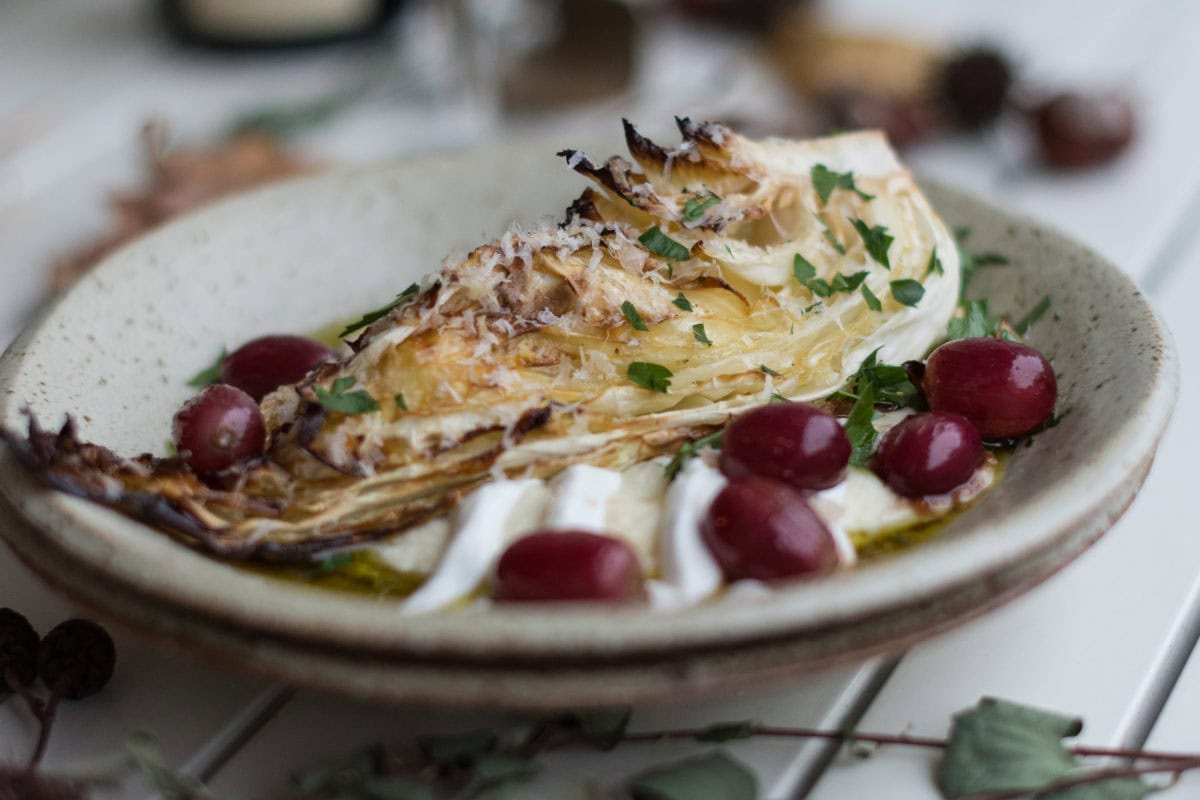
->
xmin=159 ymin=0 xmax=406 ymax=49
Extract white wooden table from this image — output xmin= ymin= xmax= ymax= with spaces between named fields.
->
xmin=2 ymin=1 xmax=1198 ymax=797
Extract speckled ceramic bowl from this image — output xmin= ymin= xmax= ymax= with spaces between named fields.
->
xmin=0 ymin=139 xmax=1177 ymax=709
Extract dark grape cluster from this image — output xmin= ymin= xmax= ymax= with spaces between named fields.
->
xmin=0 ymin=608 xmax=117 ymax=767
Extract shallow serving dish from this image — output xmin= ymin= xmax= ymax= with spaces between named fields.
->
xmin=0 ymin=137 xmax=1178 ymax=709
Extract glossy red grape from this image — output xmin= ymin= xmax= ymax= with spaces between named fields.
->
xmin=493 ymin=530 xmax=644 ymax=603
xmin=720 ymin=403 xmax=850 ymax=491
xmin=702 ymin=477 xmax=838 ymax=582
xmin=173 ymin=384 xmax=265 ymax=473
xmin=923 ymin=338 xmax=1057 ymax=439
xmin=219 ymin=335 xmax=335 ymax=402
xmin=1035 ymin=92 xmax=1134 ymax=169
xmin=872 ymin=412 xmax=983 ymax=497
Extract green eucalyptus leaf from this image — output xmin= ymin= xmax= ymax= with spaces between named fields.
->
xmin=936 ymin=697 xmax=1083 ymax=798
xmin=628 ymin=752 xmax=757 ymax=800
xmin=1042 ymin=776 xmax=1153 ymax=800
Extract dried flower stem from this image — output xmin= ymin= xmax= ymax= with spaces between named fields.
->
xmin=620 ymin=724 xmax=1200 ymax=765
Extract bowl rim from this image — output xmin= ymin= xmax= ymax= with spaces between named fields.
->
xmin=0 ymin=145 xmax=1179 ymax=664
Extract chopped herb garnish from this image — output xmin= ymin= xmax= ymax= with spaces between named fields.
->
xmin=925 ymin=247 xmax=944 ymax=277
xmin=627 ymin=361 xmax=672 ymax=393
xmin=861 ymin=283 xmax=882 ymax=311
xmin=682 ymin=195 xmax=720 ymax=222
xmin=890 ymin=279 xmax=925 ymax=307
xmin=845 ymin=382 xmax=878 ymax=467
xmin=340 ymin=283 xmax=419 ymax=338
xmin=314 ymin=375 xmax=380 ymax=414
xmin=948 ymin=298 xmax=1002 ymax=341
xmin=692 ymin=323 xmax=713 ymax=346
xmin=769 ymin=392 xmax=791 ymax=404
xmin=186 ymin=348 xmax=226 ymax=388
xmin=638 ymin=226 xmax=691 ymax=260
xmin=394 ymin=393 xmax=408 ymax=411
xmin=838 ymin=348 xmax=921 ymax=411
xmin=673 ymin=293 xmax=694 ymax=311
xmin=792 ymin=253 xmax=817 ymax=283
xmin=851 ymin=219 xmax=894 ymax=268
xmin=807 ymin=278 xmax=833 ymax=297
xmin=665 ymin=430 xmax=723 ymax=480
xmin=1014 ymin=295 xmax=1052 ymax=335
xmin=814 ymin=213 xmax=846 ymax=254
xmin=955 ymin=227 xmax=1010 ymax=300
xmin=759 ymin=364 xmax=782 ymax=377
xmin=811 ymin=164 xmax=875 ymax=205
xmin=831 ymin=270 xmax=869 ymax=293
xmin=622 ymin=300 xmax=649 ymax=331
xmin=803 ymin=301 xmax=823 ymax=314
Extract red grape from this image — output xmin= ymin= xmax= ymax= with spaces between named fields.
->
xmin=219 ymin=335 xmax=335 ymax=402
xmin=872 ymin=412 xmax=983 ymax=497
xmin=1035 ymin=92 xmax=1134 ymax=169
xmin=702 ymin=477 xmax=837 ymax=582
xmin=173 ymin=384 xmax=265 ymax=473
xmin=493 ymin=530 xmax=643 ymax=603
xmin=923 ymin=338 xmax=1057 ymax=439
xmin=720 ymin=403 xmax=850 ymax=491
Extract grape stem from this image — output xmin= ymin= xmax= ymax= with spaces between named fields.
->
xmin=5 ymin=665 xmax=69 ymax=769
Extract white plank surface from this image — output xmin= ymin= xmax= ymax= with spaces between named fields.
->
xmin=808 ymin=2 xmax=1200 ymax=795
xmin=2 ymin=1 xmax=1198 ymax=797
xmin=206 ymin=660 xmax=889 ymax=800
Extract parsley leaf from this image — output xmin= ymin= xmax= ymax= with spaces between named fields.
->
xmin=955 ymin=227 xmax=1010 ymax=300
xmin=394 ymin=393 xmax=408 ymax=411
xmin=845 ymin=382 xmax=878 ymax=467
xmin=794 ymin=255 xmax=866 ymax=299
xmin=639 ymin=226 xmax=691 ymax=260
xmin=340 ymin=283 xmax=420 ymax=338
xmin=1014 ymin=295 xmax=1052 ymax=335
xmin=792 ymin=253 xmax=816 ymax=283
xmin=769 ymin=392 xmax=791 ymax=404
xmin=811 ymin=164 xmax=875 ymax=205
xmin=831 ymin=270 xmax=869 ymax=293
xmin=314 ymin=375 xmax=379 ymax=414
xmin=890 ymin=279 xmax=925 ymax=307
xmin=807 ymin=278 xmax=833 ymax=297
xmin=814 ymin=213 xmax=846 ymax=254
xmin=627 ymin=361 xmax=672 ymax=393
xmin=664 ymin=430 xmax=723 ymax=480
xmin=673 ymin=293 xmax=694 ymax=311
xmin=622 ymin=300 xmax=649 ymax=331
xmin=186 ymin=348 xmax=226 ymax=388
xmin=692 ymin=323 xmax=713 ymax=346
xmin=861 ymin=283 xmax=882 ymax=311
xmin=840 ymin=348 xmax=921 ymax=410
xmin=851 ymin=219 xmax=894 ymax=268
xmin=759 ymin=364 xmax=782 ymax=377
xmin=682 ymin=195 xmax=720 ymax=222
xmin=947 ymin=299 xmax=1002 ymax=341
xmin=925 ymin=247 xmax=944 ymax=277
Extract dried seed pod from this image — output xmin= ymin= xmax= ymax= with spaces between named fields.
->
xmin=0 ymin=608 xmax=39 ymax=694
xmin=36 ymin=619 xmax=116 ymax=700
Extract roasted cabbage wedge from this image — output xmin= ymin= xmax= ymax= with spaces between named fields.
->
xmin=5 ymin=121 xmax=960 ymax=561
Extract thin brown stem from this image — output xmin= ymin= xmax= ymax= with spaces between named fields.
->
xmin=619 ymin=724 xmax=1200 ymax=765
xmin=26 ymin=682 xmax=64 ymax=769
xmin=4 ymin=666 xmax=45 ymax=719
